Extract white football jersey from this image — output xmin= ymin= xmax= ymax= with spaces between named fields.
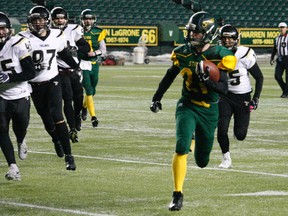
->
xmin=227 ymin=46 xmax=256 ymax=94
xmin=57 ymin=24 xmax=83 ymax=68
xmin=0 ymin=35 xmax=32 ymax=100
xmin=18 ymin=29 xmax=67 ymax=82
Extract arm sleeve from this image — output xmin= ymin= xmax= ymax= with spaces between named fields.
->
xmin=58 ymin=48 xmax=79 ymax=69
xmin=271 ymin=45 xmax=277 ymax=60
xmin=8 ymin=56 xmax=36 ymax=82
xmin=152 ymin=65 xmax=180 ymax=101
xmin=248 ymin=62 xmax=264 ymax=99
xmin=97 ymin=40 xmax=107 ymax=56
xmin=205 ymin=70 xmax=228 ymax=95
xmin=76 ymin=37 xmax=90 ymax=55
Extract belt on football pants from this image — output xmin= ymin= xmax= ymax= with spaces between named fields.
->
xmin=190 ymin=99 xmax=219 ymax=108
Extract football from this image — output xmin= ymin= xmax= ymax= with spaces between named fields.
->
xmin=203 ymin=60 xmax=220 ymax=82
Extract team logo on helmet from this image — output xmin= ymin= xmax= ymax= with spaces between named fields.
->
xmin=202 ymin=18 xmax=215 ymax=28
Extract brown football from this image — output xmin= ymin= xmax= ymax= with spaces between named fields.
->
xmin=203 ymin=60 xmax=220 ymax=82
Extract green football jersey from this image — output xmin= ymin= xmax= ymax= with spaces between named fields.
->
xmin=79 ymin=26 xmax=107 ymax=62
xmin=171 ymin=44 xmax=235 ymax=104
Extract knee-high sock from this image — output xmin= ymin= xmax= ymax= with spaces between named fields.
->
xmin=86 ymin=95 xmax=95 ymax=117
xmin=46 ymin=127 xmax=59 ymax=144
xmin=55 ymin=122 xmax=71 ymax=155
xmin=172 ymin=153 xmax=188 ymax=193
xmin=0 ymin=133 xmax=16 ymax=165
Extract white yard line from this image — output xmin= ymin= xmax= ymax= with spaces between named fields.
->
xmin=28 ymin=150 xmax=288 ymax=178
xmin=226 ymin=191 xmax=288 ymax=196
xmin=0 ymin=200 xmax=112 ymax=216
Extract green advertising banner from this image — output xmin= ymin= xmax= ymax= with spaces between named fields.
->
xmin=238 ymin=28 xmax=278 ymax=47
xmin=174 ymin=27 xmax=187 ymax=46
xmin=175 ymin=27 xmax=279 ymax=47
xmin=102 ymin=26 xmax=158 ymax=46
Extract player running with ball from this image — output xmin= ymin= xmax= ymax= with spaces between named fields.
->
xmin=150 ymin=11 xmax=236 ymax=211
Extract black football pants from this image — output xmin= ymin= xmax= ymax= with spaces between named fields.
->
xmin=0 ymin=97 xmax=30 ymax=165
xmin=217 ymin=93 xmax=251 ymax=154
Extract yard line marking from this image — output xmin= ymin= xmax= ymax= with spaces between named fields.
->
xmin=0 ymin=200 xmax=112 ymax=216
xmin=226 ymin=190 xmax=288 ymax=196
xmin=28 ymin=150 xmax=288 ymax=178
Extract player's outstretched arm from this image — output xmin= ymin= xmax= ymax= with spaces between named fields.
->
xmin=150 ymin=65 xmax=180 ymax=113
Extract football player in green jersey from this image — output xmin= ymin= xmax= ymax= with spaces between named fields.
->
xmin=150 ymin=11 xmax=237 ymax=211
xmin=79 ymin=9 xmax=107 ymax=127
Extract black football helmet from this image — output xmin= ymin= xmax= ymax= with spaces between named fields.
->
xmin=185 ymin=11 xmax=218 ymax=47
xmin=219 ymin=24 xmax=239 ymax=50
xmin=51 ymin=7 xmax=68 ymax=29
xmin=27 ymin=6 xmax=51 ymax=35
xmin=80 ymin=9 xmax=96 ymax=31
xmin=0 ymin=12 xmax=12 ymax=44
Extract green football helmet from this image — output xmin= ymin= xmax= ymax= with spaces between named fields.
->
xmin=80 ymin=9 xmax=96 ymax=31
xmin=185 ymin=11 xmax=218 ymax=47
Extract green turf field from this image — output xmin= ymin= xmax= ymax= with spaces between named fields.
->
xmin=0 ymin=61 xmax=288 ymax=216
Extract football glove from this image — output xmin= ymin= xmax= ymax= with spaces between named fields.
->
xmin=196 ymin=61 xmax=210 ymax=82
xmin=270 ymin=59 xmax=275 ymax=66
xmin=150 ymin=101 xmax=162 ymax=113
xmin=0 ymin=73 xmax=10 ymax=84
xmin=249 ymin=98 xmax=259 ymax=111
xmin=67 ymin=45 xmax=77 ymax=53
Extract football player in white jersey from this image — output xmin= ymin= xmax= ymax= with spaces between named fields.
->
xmin=0 ymin=12 xmax=36 ymax=180
xmin=217 ymin=24 xmax=264 ymax=168
xmin=18 ymin=5 xmax=82 ymax=171
xmin=50 ymin=7 xmax=90 ymax=143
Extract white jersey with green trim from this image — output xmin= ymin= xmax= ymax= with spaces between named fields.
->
xmin=0 ymin=35 xmax=32 ymax=100
xmin=228 ymin=46 xmax=256 ymax=94
xmin=18 ymin=29 xmax=67 ymax=82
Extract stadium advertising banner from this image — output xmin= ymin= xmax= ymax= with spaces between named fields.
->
xmin=238 ymin=28 xmax=278 ymax=47
xmin=102 ymin=26 xmax=158 ymax=46
xmin=175 ymin=27 xmax=279 ymax=47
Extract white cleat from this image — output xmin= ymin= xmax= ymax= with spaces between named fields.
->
xmin=219 ymin=152 xmax=232 ymax=169
xmin=18 ymin=140 xmax=28 ymax=160
xmin=5 ymin=164 xmax=21 ymax=181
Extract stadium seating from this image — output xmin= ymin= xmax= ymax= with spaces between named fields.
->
xmin=3 ymin=0 xmax=288 ymax=28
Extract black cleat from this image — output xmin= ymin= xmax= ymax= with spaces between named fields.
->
xmin=69 ymin=128 xmax=78 ymax=143
xmin=54 ymin=141 xmax=64 ymax=158
xmin=169 ymin=191 xmax=183 ymax=211
xmin=65 ymin=155 xmax=76 ymax=171
xmin=91 ymin=116 xmax=99 ymax=128
xmin=81 ymin=108 xmax=87 ymax=121
xmin=75 ymin=115 xmax=82 ymax=131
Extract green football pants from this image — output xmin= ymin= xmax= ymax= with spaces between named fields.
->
xmin=175 ymin=97 xmax=219 ymax=168
xmin=82 ymin=63 xmax=99 ymax=96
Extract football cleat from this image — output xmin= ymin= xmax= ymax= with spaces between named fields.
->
xmin=169 ymin=191 xmax=183 ymax=211
xmin=69 ymin=128 xmax=78 ymax=143
xmin=65 ymin=155 xmax=76 ymax=171
xmin=54 ymin=140 xmax=64 ymax=158
xmin=91 ymin=116 xmax=99 ymax=128
xmin=5 ymin=164 xmax=21 ymax=181
xmin=75 ymin=115 xmax=82 ymax=131
xmin=81 ymin=107 xmax=87 ymax=121
xmin=219 ymin=151 xmax=232 ymax=169
xmin=17 ymin=140 xmax=28 ymax=160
